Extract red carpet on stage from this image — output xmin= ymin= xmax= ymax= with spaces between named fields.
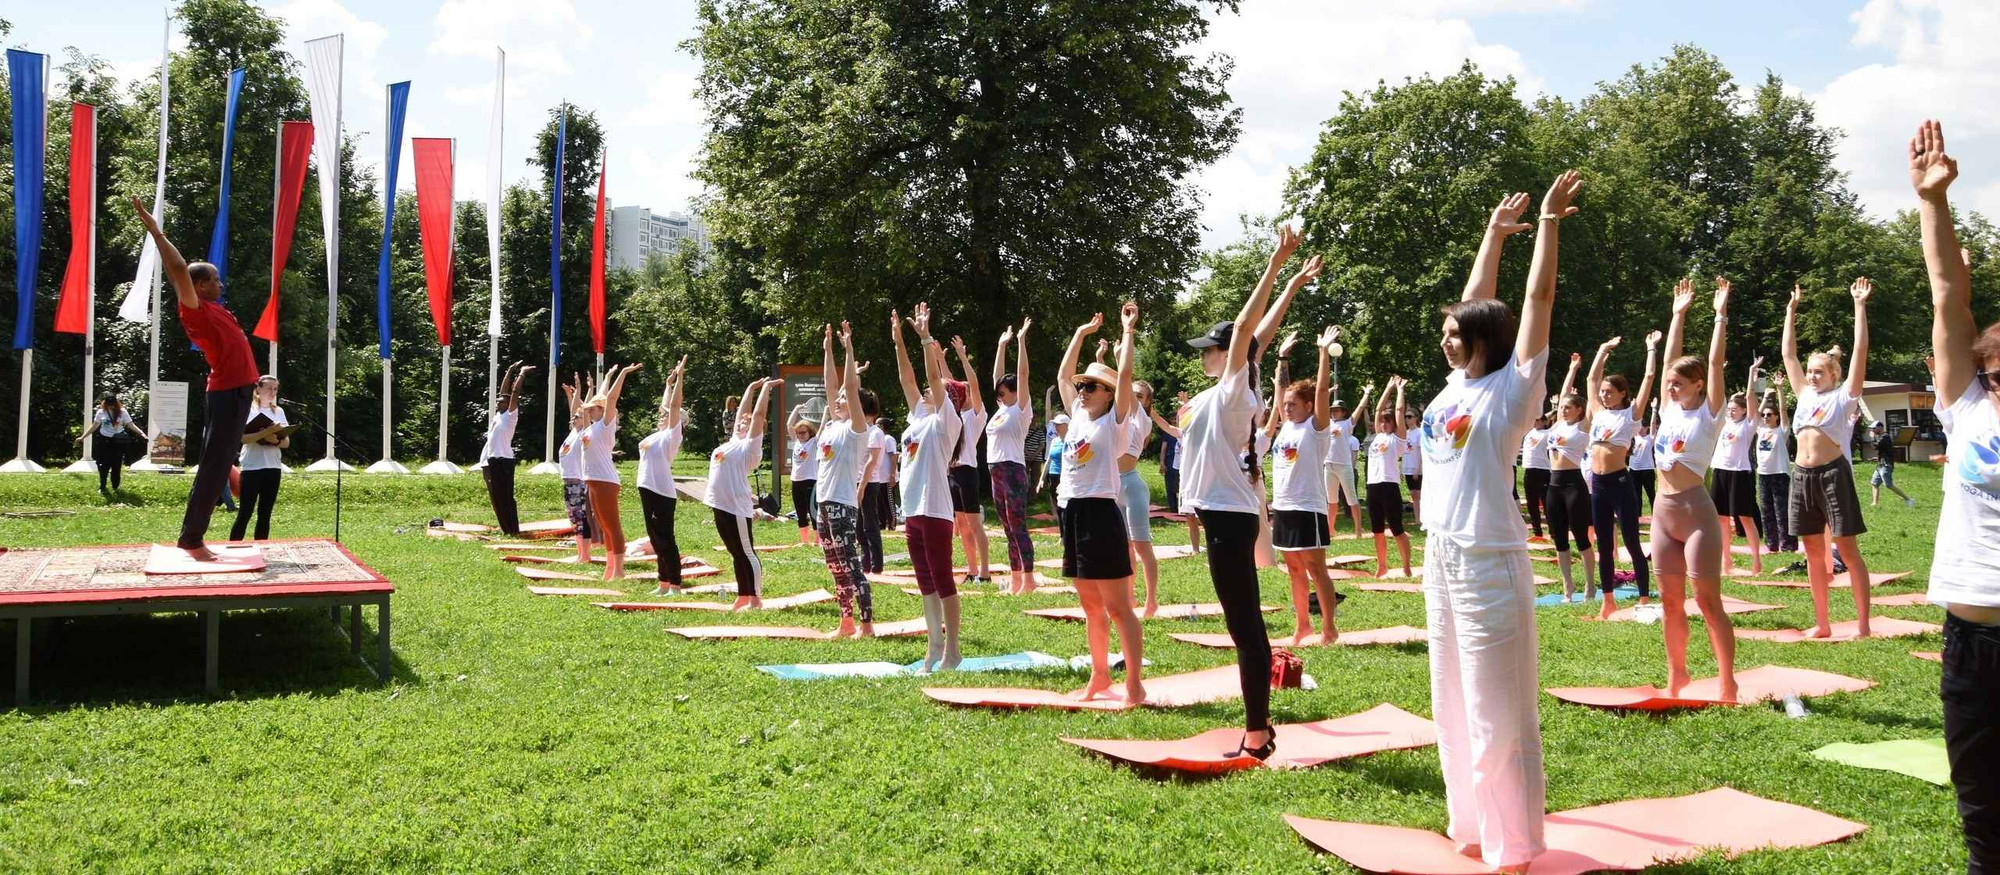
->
xmin=0 ymin=539 xmax=390 ymax=605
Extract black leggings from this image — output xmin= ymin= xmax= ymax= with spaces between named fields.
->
xmin=1366 ymin=481 xmax=1405 ymax=535
xmin=97 ymin=438 xmax=126 ymax=491
xmin=482 ymin=457 xmax=520 ymax=535
xmin=639 ymin=487 xmax=682 ymax=586
xmin=859 ymin=482 xmax=889 ymax=573
xmin=791 ymin=479 xmax=817 ymax=528
xmin=1944 ymin=612 xmax=2000 ymax=874
xmin=1197 ymin=509 xmax=1270 ymax=733
xmin=1523 ymin=468 xmax=1550 ymax=537
xmin=1633 ymin=468 xmax=1656 ymax=507
xmin=1590 ymin=469 xmax=1649 ymax=598
xmin=1546 ymin=469 xmax=1592 ymax=553
xmin=180 ymin=385 xmax=253 ymax=550
xmin=229 ymin=468 xmax=281 ymax=541
xmin=712 ymin=507 xmax=763 ymax=596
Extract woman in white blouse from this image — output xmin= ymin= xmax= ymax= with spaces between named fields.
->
xmin=231 ymin=375 xmax=288 ymax=541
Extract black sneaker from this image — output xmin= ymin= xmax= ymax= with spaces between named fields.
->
xmin=1832 ymin=562 xmax=1849 ymax=575
xmin=1778 ymin=560 xmax=1809 ymax=576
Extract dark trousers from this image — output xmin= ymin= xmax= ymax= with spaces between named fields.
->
xmin=1759 ymin=472 xmax=1796 ymax=552
xmin=1523 ymin=468 xmax=1550 ymax=537
xmin=97 ymin=437 xmax=127 ymax=491
xmin=713 ymin=507 xmax=762 ymax=596
xmin=1633 ymin=468 xmax=1656 ymax=508
xmin=229 ymin=468 xmax=281 ymax=541
xmin=180 ymin=385 xmax=253 ymax=550
xmin=859 ymin=482 xmax=889 ymax=573
xmin=1197 ymin=509 xmax=1270 ymax=734
xmin=1945 ymin=612 xmax=2000 ymax=874
xmin=1591 ymin=469 xmax=1649 ymax=598
xmin=639 ymin=487 xmax=682 ymax=586
xmin=483 ymin=457 xmax=520 ymax=535
xmin=1163 ymin=462 xmax=1181 ymax=516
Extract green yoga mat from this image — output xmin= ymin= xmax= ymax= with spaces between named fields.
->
xmin=1812 ymin=738 xmax=1951 ymax=786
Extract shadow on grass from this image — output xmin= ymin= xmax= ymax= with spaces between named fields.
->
xmin=2 ymin=607 xmax=419 ymax=712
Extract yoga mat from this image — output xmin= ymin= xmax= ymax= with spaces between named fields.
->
xmin=1870 ymin=591 xmax=1931 ymax=607
xmin=1355 ymin=583 xmax=1423 ymax=593
xmin=425 ymin=528 xmax=489 ymax=541
xmin=1023 ymin=603 xmax=1276 ymax=622
xmin=1598 ymin=595 xmax=1782 ymax=623
xmin=526 ymin=585 xmax=627 ymax=596
xmin=1063 ymin=703 xmax=1437 ymax=775
xmin=668 ymin=617 xmax=929 ymax=640
xmin=592 ymin=589 xmax=833 ymax=612
xmin=1286 ymin=787 xmax=1865 ymax=875
xmin=1812 ymin=738 xmax=1950 ymax=786
xmin=142 ymin=543 xmax=266 ymax=575
xmin=1327 ymin=554 xmax=1377 ymax=567
xmin=1914 ymin=651 xmax=1943 ymax=663
xmin=1537 ymin=586 xmax=1637 ymax=607
xmin=486 ymin=543 xmax=568 ymax=552
xmin=758 ymin=651 xmax=1089 ymax=681
xmin=440 ymin=521 xmax=495 ymax=534
xmin=515 ymin=566 xmax=594 ymax=582
xmin=922 ymin=665 xmax=1243 ymax=712
xmin=1546 ymin=664 xmax=1875 ymax=711
xmin=757 ymin=661 xmax=909 ymax=681
xmin=1738 ymin=571 xmax=1913 ymax=589
xmin=516 ymin=518 xmax=576 ymax=539
xmin=1735 ymin=616 xmax=1940 ymax=643
xmin=1169 ymin=625 xmax=1426 ymax=649
xmin=502 ymin=553 xmax=655 ymax=566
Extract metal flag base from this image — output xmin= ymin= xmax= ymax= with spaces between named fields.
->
xmin=0 ymin=458 xmax=48 ymax=473
xmin=308 ymin=457 xmax=357 ymax=473
xmin=127 ymin=458 xmax=175 ymax=472
xmin=527 ymin=461 xmax=562 ymax=475
xmin=418 ymin=460 xmax=464 ymax=475
xmin=61 ymin=459 xmax=99 ymax=474
xmin=364 ymin=459 xmax=409 ymax=474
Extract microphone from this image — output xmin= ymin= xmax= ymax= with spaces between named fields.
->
xmin=277 ymin=397 xmax=306 ymax=408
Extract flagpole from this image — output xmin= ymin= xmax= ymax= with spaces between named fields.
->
xmin=484 ymin=48 xmax=505 ymax=451
xmin=529 ymin=102 xmax=567 ymax=476
xmin=304 ymin=34 xmax=351 ymax=472
xmin=64 ymin=107 xmax=100 ymax=474
xmin=131 ymin=10 xmax=170 ymax=471
xmin=366 ymin=79 xmax=409 ymax=474
xmin=268 ymin=121 xmax=281 ymax=379
xmin=3 ymin=52 xmax=49 ymax=473
xmin=421 ymin=138 xmax=463 ymax=475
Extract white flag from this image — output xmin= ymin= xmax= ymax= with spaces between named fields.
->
xmin=118 ymin=18 xmax=171 ymax=323
xmin=304 ymin=34 xmax=343 ymax=312
xmin=487 ymin=48 xmax=505 ymax=338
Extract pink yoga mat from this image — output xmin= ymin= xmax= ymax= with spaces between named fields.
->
xmin=1738 ymin=571 xmax=1912 ymax=589
xmin=1063 ymin=703 xmax=1437 ymax=774
xmin=1871 ymin=591 xmax=1931 ymax=606
xmin=1168 ymin=625 xmax=1426 ymax=649
xmin=527 ymin=585 xmax=627 ymax=596
xmin=516 ymin=518 xmax=576 ymax=539
xmin=1914 ymin=651 xmax=1943 ymax=663
xmin=515 ymin=566 xmax=594 ymax=582
xmin=1735 ymin=616 xmax=1941 ymax=643
xmin=922 ymin=665 xmax=1243 ymax=712
xmin=1286 ymin=787 xmax=1865 ymax=875
xmin=1597 ymin=595 xmax=1781 ymax=623
xmin=667 ymin=617 xmax=929 ymax=640
xmin=593 ymin=589 xmax=833 ymax=612
xmin=1023 ymin=603 xmax=1276 ymax=622
xmin=1546 ymin=664 xmax=1875 ymax=711
xmin=142 ymin=543 xmax=266 ymax=575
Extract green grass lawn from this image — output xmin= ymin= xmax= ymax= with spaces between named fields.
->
xmin=0 ymin=460 xmax=1962 ymax=873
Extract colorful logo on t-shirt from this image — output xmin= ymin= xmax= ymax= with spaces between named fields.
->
xmin=1421 ymin=402 xmax=1471 ymax=463
xmin=1656 ymin=432 xmax=1685 ymax=456
xmin=1956 ymin=433 xmax=2000 ymax=500
xmin=1070 ymin=439 xmax=1094 ymax=467
xmin=819 ymin=442 xmax=835 ymax=462
xmin=1798 ymin=396 xmax=1837 ymax=428
xmin=711 ymin=449 xmax=726 ymax=465
xmin=1277 ymin=441 xmax=1299 ymax=467
xmin=903 ymin=437 xmax=919 ymax=462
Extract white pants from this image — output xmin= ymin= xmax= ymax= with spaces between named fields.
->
xmin=1325 ymin=465 xmax=1360 ymax=508
xmin=1423 ymin=539 xmax=1546 ymax=867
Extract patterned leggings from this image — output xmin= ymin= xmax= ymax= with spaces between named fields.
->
xmin=817 ymin=500 xmax=872 ymax=622
xmin=990 ymin=461 xmax=1035 ymax=571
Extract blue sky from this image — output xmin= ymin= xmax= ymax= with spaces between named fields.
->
xmin=5 ymin=1 xmax=1994 ymax=250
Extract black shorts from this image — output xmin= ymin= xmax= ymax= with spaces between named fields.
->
xmin=1060 ymin=497 xmax=1133 ymax=580
xmin=948 ymin=466 xmax=982 ymax=514
xmin=1272 ymin=510 xmax=1329 ymax=552
xmin=1790 ymin=456 xmax=1867 ymax=538
xmin=1404 ymin=474 xmax=1423 ymax=493
xmin=1366 ymin=481 xmax=1406 ymax=535
xmin=1708 ymin=468 xmax=1756 ymax=517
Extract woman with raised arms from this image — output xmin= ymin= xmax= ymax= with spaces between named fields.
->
xmin=1782 ymin=274 xmax=1877 ymax=638
xmin=706 ymin=376 xmax=774 ymax=611
xmin=986 ymin=320 xmax=1038 ymax=595
xmin=1583 ymin=330 xmax=1658 ymax=619
xmin=637 ymin=357 xmax=688 ymax=596
xmin=892 ymin=304 xmax=966 ymax=671
xmin=1055 ymin=303 xmax=1145 ymax=702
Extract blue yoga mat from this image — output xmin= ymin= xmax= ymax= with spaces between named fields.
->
xmin=1536 ymin=586 xmax=1638 ymax=607
xmin=758 ymin=651 xmax=1074 ymax=681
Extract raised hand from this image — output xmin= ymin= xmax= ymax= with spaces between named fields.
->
xmin=1278 ymin=330 xmax=1300 ymax=357
xmin=1672 ymin=278 xmax=1695 ymax=315
xmin=1541 ymin=170 xmax=1582 ymax=220
xmin=1077 ymin=313 xmax=1103 ymax=337
xmin=1910 ymin=119 xmax=1958 ymax=201
xmin=1019 ymin=317 xmax=1033 ymax=336
xmin=129 ymin=197 xmax=164 ymax=234
xmin=1274 ymin=224 xmax=1303 ymax=261
xmin=1601 ymin=336 xmax=1623 ymax=352
xmin=912 ymin=302 xmax=932 ymax=339
xmin=950 ymin=335 xmax=967 ymax=356
xmin=1750 ymin=355 xmax=1766 ymax=372
xmin=1489 ymin=191 xmax=1533 ymax=236
xmin=839 ymin=320 xmax=854 ymax=348
xmin=856 ymin=361 xmax=870 ymax=375
xmin=1713 ymin=276 xmax=1733 ymax=314
xmin=1645 ymin=330 xmax=1662 ymax=348
xmin=998 ymin=326 xmax=1014 ymax=345
xmin=889 ymin=308 xmax=902 ymax=338
xmin=1788 ymin=284 xmax=1803 ymax=311
xmin=1289 ymin=254 xmax=1324 ymax=288
xmin=1120 ymin=300 xmax=1139 ymax=332
xmin=1851 ymin=276 xmax=1873 ymax=305
xmin=1316 ymin=326 xmax=1338 ymax=350
xmin=822 ymin=324 xmax=833 ymax=349
xmin=1569 ymin=352 xmax=1582 ymax=366
xmin=1094 ymin=338 xmax=1110 ymax=362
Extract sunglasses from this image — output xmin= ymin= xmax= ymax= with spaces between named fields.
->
xmin=1074 ymin=382 xmax=1103 ymax=394
xmin=1979 ymin=371 xmax=2000 ymax=393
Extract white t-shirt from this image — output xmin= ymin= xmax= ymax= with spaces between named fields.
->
xmin=481 ymin=409 xmax=517 ymax=461
xmin=1366 ymin=432 xmax=1404 ymax=485
xmin=94 ymin=408 xmax=135 ymax=438
xmin=1754 ymin=424 xmax=1790 ymax=475
xmin=1059 ymin=401 xmax=1124 ymax=502
xmin=867 ymin=426 xmax=894 ymax=484
xmin=1546 ymin=419 xmax=1587 ymax=467
xmin=581 ymin=418 xmax=619 ymax=484
xmin=637 ymin=425 xmax=683 ymax=496
xmin=1419 ymin=350 xmax=1548 ymax=547
xmin=1401 ymin=435 xmax=1421 ymax=475
xmin=1323 ymin=419 xmax=1354 ymax=468
xmin=900 ymin=398 xmax=961 ymax=521
xmin=985 ymin=399 xmax=1032 ymax=466
xmin=559 ymin=428 xmax=586 ymax=480
xmin=1177 ymin=370 xmax=1262 ymax=515
xmin=1122 ymin=411 xmax=1153 ymax=459
xmin=239 ymin=404 xmax=288 ymax=471
xmin=1792 ymin=385 xmax=1859 ymax=458
xmin=1930 ymin=380 xmax=2000 ymax=607
xmin=1271 ymin=419 xmax=1330 ymax=512
xmin=813 ymin=420 xmax=867 ymax=507
xmin=791 ymin=433 xmax=820 ymax=481
xmin=1654 ymin=400 xmax=1721 ymax=477
xmin=1589 ymin=407 xmax=1636 ymax=449
xmin=1346 ymin=434 xmax=1360 ymax=465
xmin=703 ymin=436 xmax=758 ymax=518
xmin=1520 ymin=428 xmax=1552 ymax=471
xmin=1629 ymin=432 xmax=1655 ymax=470
xmin=955 ymin=407 xmax=987 ymax=468
xmin=1711 ymin=417 xmax=1755 ymax=472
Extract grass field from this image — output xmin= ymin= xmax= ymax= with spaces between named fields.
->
xmin=0 ymin=459 xmax=1963 ymax=873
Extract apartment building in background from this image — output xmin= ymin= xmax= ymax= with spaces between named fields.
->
xmin=607 ymin=203 xmax=709 ymax=271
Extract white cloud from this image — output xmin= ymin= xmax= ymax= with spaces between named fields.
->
xmin=1814 ymin=0 xmax=2000 ymax=221
xmin=620 ymin=68 xmax=704 ymax=129
xmin=265 ymin=0 xmax=392 ymax=201
xmin=428 ymin=0 xmax=592 ymax=76
xmin=1192 ymin=1 xmax=1548 ymax=248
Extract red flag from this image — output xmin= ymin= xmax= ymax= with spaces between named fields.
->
xmin=254 ymin=120 xmax=313 ymax=342
xmin=413 ymin=138 xmax=456 ymax=347
xmin=53 ymin=103 xmax=95 ymax=335
xmin=589 ymin=150 xmax=609 ymax=355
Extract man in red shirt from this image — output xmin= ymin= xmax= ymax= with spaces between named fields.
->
xmin=131 ymin=198 xmax=261 ymax=561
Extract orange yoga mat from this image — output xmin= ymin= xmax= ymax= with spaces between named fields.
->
xmin=1735 ymin=616 xmax=1941 ymax=643
xmin=593 ymin=589 xmax=833 ymax=612
xmin=1597 ymin=595 xmax=1782 ymax=623
xmin=487 ymin=543 xmax=569 ymax=553
xmin=1063 ymin=703 xmax=1437 ymax=774
xmin=1286 ymin=787 xmax=1865 ymax=875
xmin=1871 ymin=591 xmax=1931 ymax=607
xmin=1023 ymin=603 xmax=1276 ymax=622
xmin=501 ymin=553 xmax=655 ymax=566
xmin=527 ymin=585 xmax=628 ymax=596
xmin=1546 ymin=664 xmax=1875 ymax=711
xmin=1356 ymin=582 xmax=1424 ymax=594
xmin=142 ymin=543 xmax=267 ymax=575
xmin=515 ymin=566 xmax=595 ymax=582
xmin=1915 ymin=651 xmax=1943 ymax=663
xmin=1168 ymin=625 xmax=1426 ymax=649
xmin=1738 ymin=571 xmax=1912 ymax=589
xmin=922 ymin=665 xmax=1243 ymax=712
xmin=667 ymin=617 xmax=928 ymax=640
xmin=516 ymin=518 xmax=576 ymax=539
xmin=1327 ymin=554 xmax=1377 ymax=567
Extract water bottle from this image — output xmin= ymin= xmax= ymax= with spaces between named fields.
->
xmin=1783 ymin=694 xmax=1809 ymax=719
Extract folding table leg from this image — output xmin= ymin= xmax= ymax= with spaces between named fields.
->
xmin=349 ymin=604 xmax=362 ymax=655
xmin=376 ymin=600 xmax=392 ymax=682
xmin=14 ymin=618 xmax=29 ymax=707
xmin=204 ymin=610 xmax=220 ymax=695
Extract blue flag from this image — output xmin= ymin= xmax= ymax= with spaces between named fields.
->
xmin=207 ymin=67 xmax=247 ymax=289
xmin=376 ymin=81 xmax=411 ymax=360
xmin=549 ymin=108 xmax=567 ymax=369
xmin=8 ymin=50 xmax=47 ymax=351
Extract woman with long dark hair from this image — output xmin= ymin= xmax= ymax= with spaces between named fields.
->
xmin=1545 ymin=352 xmax=1598 ymax=601
xmin=893 ymin=303 xmax=965 ymax=670
xmin=638 ymin=357 xmax=687 ymax=595
xmin=707 ymin=377 xmax=774 ymax=611
xmin=481 ymin=362 xmax=533 ymax=535
xmin=1584 ymin=331 xmax=1658 ymax=619
xmin=987 ymin=319 xmax=1037 ymax=595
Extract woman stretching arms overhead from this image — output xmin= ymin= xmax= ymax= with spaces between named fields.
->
xmin=1782 ymin=275 xmax=1877 ymax=638
xmin=893 ymin=304 xmax=967 ymax=671
xmin=706 ymin=376 xmax=775 ymax=611
xmin=1055 ymin=304 xmax=1145 ymax=703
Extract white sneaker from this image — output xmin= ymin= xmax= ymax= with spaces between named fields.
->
xmin=1906 ymin=498 xmax=1917 ymax=508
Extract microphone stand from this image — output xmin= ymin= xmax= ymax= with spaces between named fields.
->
xmin=281 ymin=401 xmax=355 ymax=545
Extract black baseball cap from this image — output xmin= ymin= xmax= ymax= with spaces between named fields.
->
xmin=1187 ymin=321 xmax=1235 ymax=349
